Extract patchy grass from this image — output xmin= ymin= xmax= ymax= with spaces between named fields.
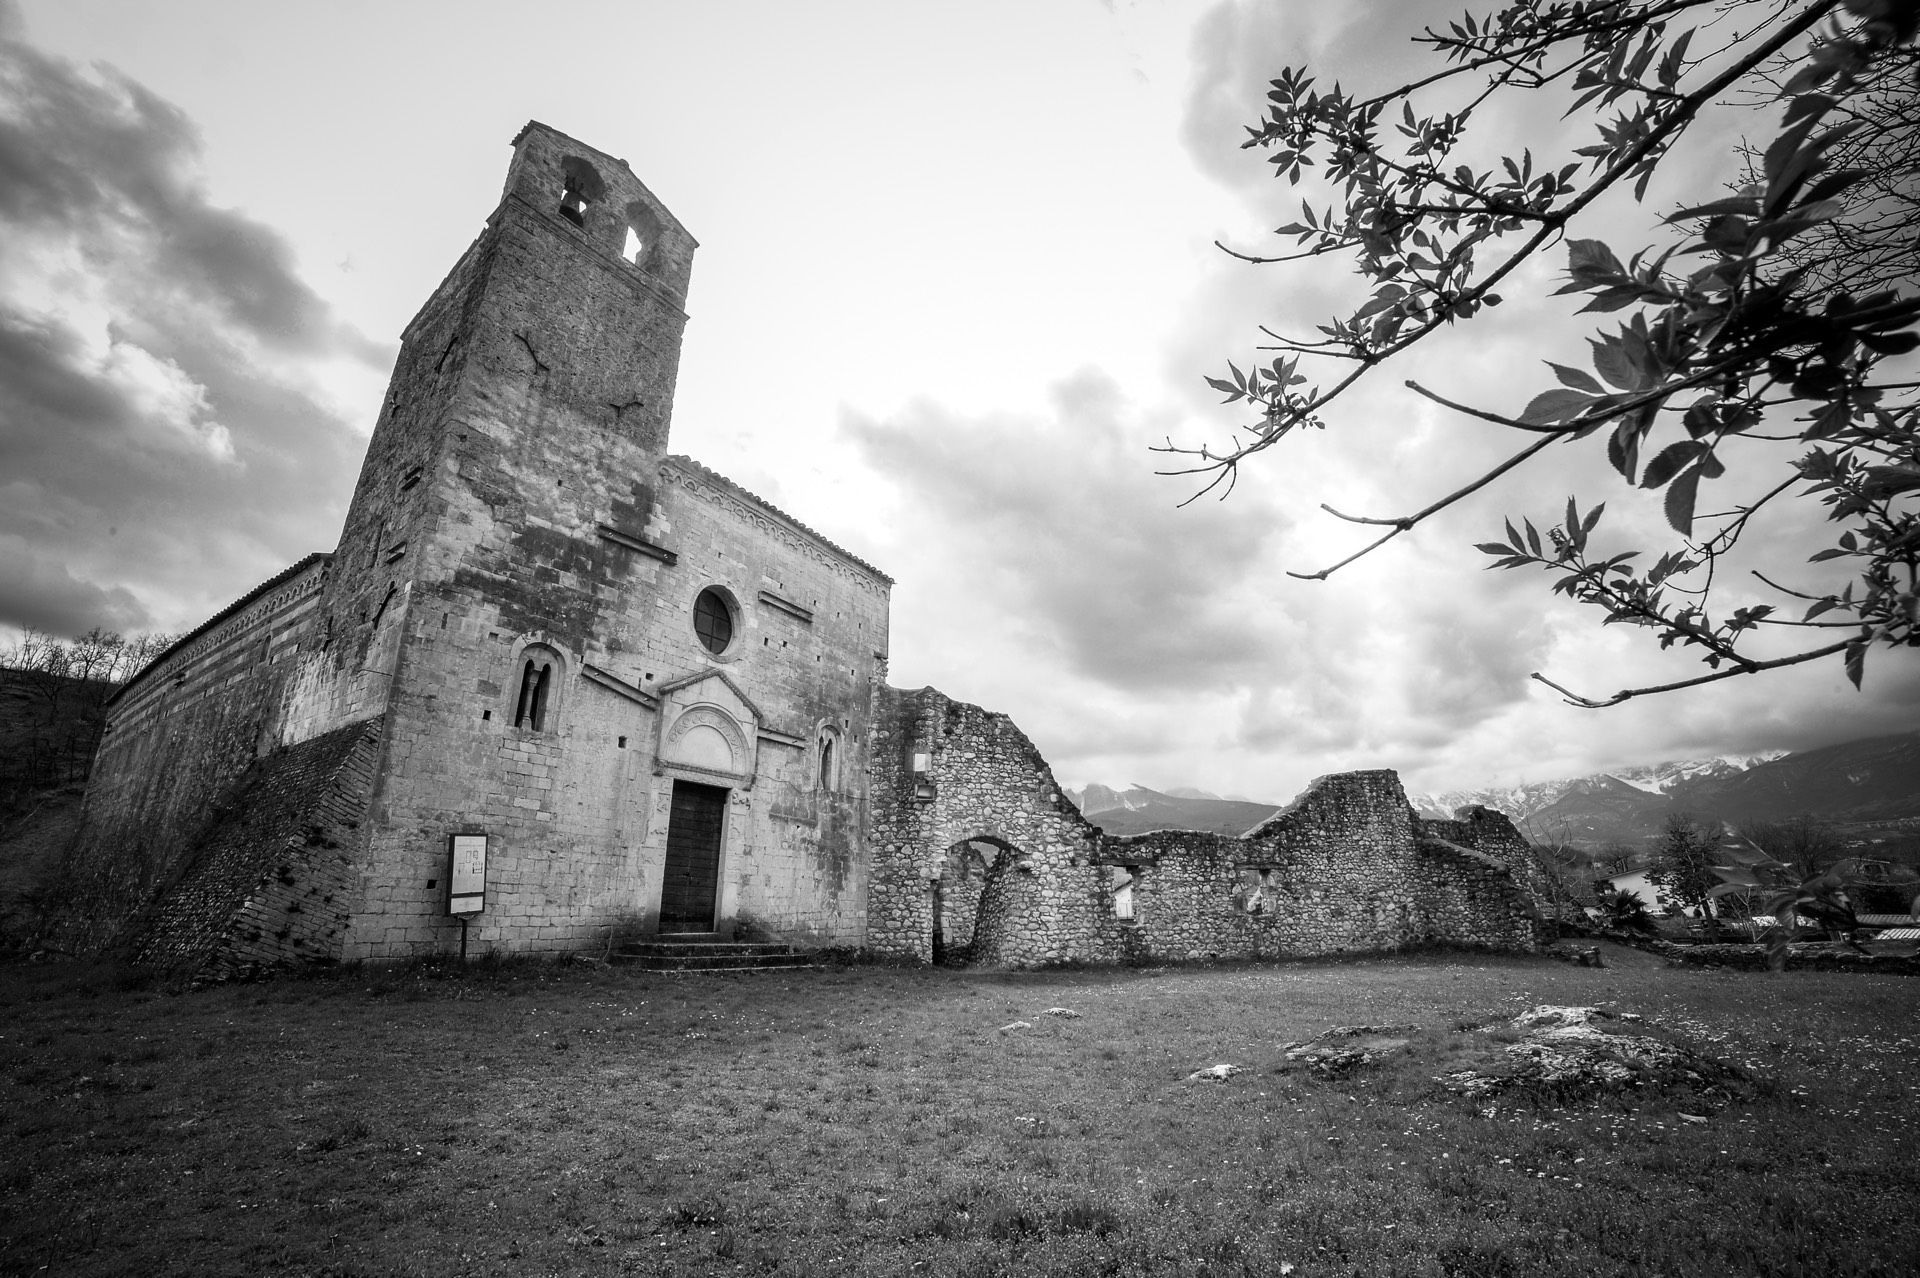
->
xmin=0 ymin=951 xmax=1915 ymax=1277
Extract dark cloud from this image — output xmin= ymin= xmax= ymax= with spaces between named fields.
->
xmin=0 ymin=11 xmax=382 ymax=638
xmin=0 ymin=30 xmax=382 ymax=360
xmin=0 ymin=534 xmax=149 ymax=634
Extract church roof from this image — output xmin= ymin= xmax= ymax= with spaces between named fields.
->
xmin=110 ymin=552 xmax=333 ymax=706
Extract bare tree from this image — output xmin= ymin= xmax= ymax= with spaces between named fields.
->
xmin=1742 ymin=812 xmax=1845 ymax=876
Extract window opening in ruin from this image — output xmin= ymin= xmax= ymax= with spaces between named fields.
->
xmin=693 ymin=587 xmax=735 ymax=656
xmin=623 ymin=201 xmax=660 ymax=266
xmin=514 ymin=658 xmax=552 ymax=730
xmin=1112 ymin=867 xmax=1136 ymax=920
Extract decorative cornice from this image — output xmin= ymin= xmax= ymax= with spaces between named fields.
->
xmin=111 ymin=553 xmax=332 ymax=707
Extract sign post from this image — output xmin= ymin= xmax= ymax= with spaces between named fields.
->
xmin=447 ymin=833 xmax=487 ymax=961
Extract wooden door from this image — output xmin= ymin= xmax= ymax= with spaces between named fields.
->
xmin=660 ymin=781 xmax=726 ymax=932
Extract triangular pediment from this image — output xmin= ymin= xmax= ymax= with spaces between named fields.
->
xmin=654 ymin=668 xmax=764 ymax=729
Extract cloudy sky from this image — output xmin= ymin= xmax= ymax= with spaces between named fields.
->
xmin=2 ymin=0 xmax=1913 ymax=801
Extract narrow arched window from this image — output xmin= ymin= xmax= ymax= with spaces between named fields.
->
xmin=514 ymin=658 xmax=552 ymax=730
xmin=817 ymin=736 xmax=836 ymax=791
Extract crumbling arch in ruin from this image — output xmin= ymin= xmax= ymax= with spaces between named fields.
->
xmin=931 ymin=836 xmax=1022 ymax=965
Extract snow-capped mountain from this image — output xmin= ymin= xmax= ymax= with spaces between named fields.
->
xmin=1065 ymin=785 xmax=1281 ymax=837
xmin=1409 ymin=752 xmax=1785 ymax=820
xmin=1070 ymin=733 xmax=1917 ymax=847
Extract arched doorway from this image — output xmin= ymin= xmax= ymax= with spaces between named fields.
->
xmin=932 ymin=837 xmax=1015 ymax=965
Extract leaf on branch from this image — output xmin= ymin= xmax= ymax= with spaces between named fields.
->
xmin=1607 ymin=420 xmax=1642 ymax=484
xmin=1641 ymin=440 xmax=1707 ymax=491
xmin=1549 ymin=362 xmax=1605 ymax=394
xmin=1520 ymin=388 xmax=1594 ymax=425
xmin=1668 ymin=195 xmax=1761 ymax=223
xmin=1664 ymin=465 xmax=1703 ymax=536
xmin=1560 ymin=239 xmax=1627 ymax=291
xmin=1844 ymin=639 xmax=1868 ymax=690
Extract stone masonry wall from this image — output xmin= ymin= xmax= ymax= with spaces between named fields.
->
xmin=869 ymin=692 xmax=1538 ymax=966
xmin=127 ymin=719 xmax=381 ymax=977
xmin=1410 ymin=836 xmax=1538 ymax=950
xmin=1419 ymin=805 xmax=1564 ymax=929
xmin=57 ymin=556 xmax=332 ymax=954
xmin=1098 ymin=772 xmax=1424 ymax=961
xmin=868 ymin=686 xmax=1103 ymax=964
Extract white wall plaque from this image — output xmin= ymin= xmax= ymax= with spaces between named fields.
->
xmin=448 ymin=833 xmax=487 ymax=915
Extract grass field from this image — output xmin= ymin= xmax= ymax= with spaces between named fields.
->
xmin=2 ymin=948 xmax=1915 ymax=1278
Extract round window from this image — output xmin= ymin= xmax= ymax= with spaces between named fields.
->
xmin=693 ymin=587 xmax=735 ymax=655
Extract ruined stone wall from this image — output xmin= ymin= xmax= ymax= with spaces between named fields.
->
xmin=867 ymin=687 xmax=1103 ymax=963
xmin=868 ymin=694 xmax=1538 ymax=966
xmin=1419 ymin=805 xmax=1567 ymax=928
xmin=1096 ymin=773 xmax=1421 ymax=961
xmin=1409 ymin=836 xmax=1538 ymax=949
xmin=58 ymin=556 xmax=331 ymax=952
xmin=127 ymin=719 xmax=381 ymax=977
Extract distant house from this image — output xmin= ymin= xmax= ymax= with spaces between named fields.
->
xmin=1596 ymin=870 xmax=1718 ymax=918
xmin=1856 ymin=914 xmax=1920 ymax=941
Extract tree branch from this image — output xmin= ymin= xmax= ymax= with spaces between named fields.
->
xmin=1531 ymin=636 xmax=1859 ymax=708
xmin=1286 ymin=433 xmax=1559 ymax=579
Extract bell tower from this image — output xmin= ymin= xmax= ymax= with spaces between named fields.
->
xmin=289 ymin=122 xmax=699 ymax=737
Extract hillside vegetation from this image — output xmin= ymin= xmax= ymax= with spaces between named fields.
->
xmin=0 ymin=669 xmax=117 ymax=954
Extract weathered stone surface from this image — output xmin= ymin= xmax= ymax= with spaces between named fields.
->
xmin=868 ymin=685 xmax=1536 ymax=966
xmin=1437 ymin=1005 xmax=1752 ymax=1100
xmin=124 ymin=719 xmax=380 ymax=977
xmin=1279 ymin=1026 xmax=1417 ymax=1077
xmin=1187 ymin=1064 xmax=1243 ymax=1082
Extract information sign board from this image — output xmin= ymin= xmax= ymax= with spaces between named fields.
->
xmin=448 ymin=833 xmax=487 ymax=915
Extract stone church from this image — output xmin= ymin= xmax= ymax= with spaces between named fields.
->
xmin=66 ymin=124 xmax=1539 ymax=976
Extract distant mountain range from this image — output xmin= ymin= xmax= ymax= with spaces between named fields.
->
xmin=1069 ymin=731 xmax=1920 ymax=847
xmin=1065 ymin=784 xmax=1283 ymax=837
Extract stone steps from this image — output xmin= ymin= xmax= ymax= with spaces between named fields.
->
xmin=608 ymin=939 xmax=819 ymax=972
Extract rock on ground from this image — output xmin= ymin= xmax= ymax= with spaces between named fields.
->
xmin=1279 ymin=1026 xmax=1417 ymax=1078
xmin=1438 ymin=1004 xmax=1753 ymax=1102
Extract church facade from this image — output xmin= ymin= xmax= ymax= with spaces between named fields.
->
xmin=64 ymin=124 xmax=1538 ymax=976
